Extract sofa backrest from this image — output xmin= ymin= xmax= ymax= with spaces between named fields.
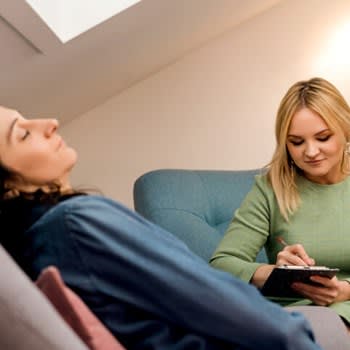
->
xmin=133 ymin=169 xmax=267 ymax=263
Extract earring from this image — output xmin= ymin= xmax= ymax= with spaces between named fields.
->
xmin=345 ymin=142 xmax=350 ymax=156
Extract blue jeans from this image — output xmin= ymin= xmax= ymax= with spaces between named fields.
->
xmin=25 ymin=196 xmax=321 ymax=350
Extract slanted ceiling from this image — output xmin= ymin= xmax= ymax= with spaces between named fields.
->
xmin=0 ymin=0 xmax=282 ymax=124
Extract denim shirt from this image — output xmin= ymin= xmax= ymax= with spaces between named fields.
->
xmin=22 ymin=195 xmax=320 ymax=350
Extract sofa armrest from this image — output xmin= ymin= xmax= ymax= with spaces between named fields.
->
xmin=0 ymin=245 xmax=88 ymax=350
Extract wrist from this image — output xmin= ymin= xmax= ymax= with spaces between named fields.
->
xmin=251 ymin=264 xmax=275 ymax=289
xmin=340 ymin=280 xmax=350 ymax=300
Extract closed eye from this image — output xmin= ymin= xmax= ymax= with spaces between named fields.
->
xmin=289 ymin=140 xmax=303 ymax=146
xmin=288 ymin=134 xmax=331 ymax=146
xmin=317 ymin=135 xmax=331 ymax=142
xmin=22 ymin=130 xmax=30 ymax=140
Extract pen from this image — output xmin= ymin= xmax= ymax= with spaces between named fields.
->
xmin=276 ymin=236 xmax=313 ymax=265
xmin=276 ymin=236 xmax=299 ymax=262
xmin=276 ymin=236 xmax=288 ymax=247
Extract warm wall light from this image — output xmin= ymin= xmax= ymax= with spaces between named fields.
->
xmin=313 ymin=21 xmax=350 ymax=77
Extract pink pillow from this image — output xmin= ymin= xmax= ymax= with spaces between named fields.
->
xmin=35 ymin=266 xmax=125 ymax=350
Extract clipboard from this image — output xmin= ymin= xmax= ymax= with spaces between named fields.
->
xmin=260 ymin=265 xmax=339 ymax=298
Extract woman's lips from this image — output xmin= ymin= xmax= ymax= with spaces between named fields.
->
xmin=305 ymin=159 xmax=324 ymax=165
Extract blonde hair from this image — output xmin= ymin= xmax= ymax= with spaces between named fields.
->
xmin=266 ymin=77 xmax=350 ymax=221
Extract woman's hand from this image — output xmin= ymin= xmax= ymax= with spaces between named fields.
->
xmin=252 ymin=243 xmax=315 ymax=289
xmin=276 ymin=243 xmax=315 ymax=266
xmin=291 ymin=276 xmax=350 ymax=305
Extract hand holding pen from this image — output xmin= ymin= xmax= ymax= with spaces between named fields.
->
xmin=275 ymin=236 xmax=349 ymax=306
xmin=275 ymin=236 xmax=315 ymax=267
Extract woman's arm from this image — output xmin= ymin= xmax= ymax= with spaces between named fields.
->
xmin=210 ymin=176 xmax=274 ymax=285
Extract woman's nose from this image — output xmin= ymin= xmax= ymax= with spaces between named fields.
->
xmin=44 ymin=119 xmax=59 ymax=137
xmin=304 ymin=142 xmax=319 ymax=158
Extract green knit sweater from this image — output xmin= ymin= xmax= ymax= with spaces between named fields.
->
xmin=210 ymin=174 xmax=350 ymax=322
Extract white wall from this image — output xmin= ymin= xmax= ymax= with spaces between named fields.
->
xmin=61 ymin=0 xmax=350 ymax=208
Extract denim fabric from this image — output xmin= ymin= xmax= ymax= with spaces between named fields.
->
xmin=24 ymin=196 xmax=321 ymax=350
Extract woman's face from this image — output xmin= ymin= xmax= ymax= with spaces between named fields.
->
xmin=0 ymin=106 xmax=77 ymax=190
xmin=286 ymin=107 xmax=346 ymax=184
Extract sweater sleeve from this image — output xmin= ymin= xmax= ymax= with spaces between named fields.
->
xmin=210 ymin=175 xmax=273 ymax=282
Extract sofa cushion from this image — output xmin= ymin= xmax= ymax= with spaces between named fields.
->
xmin=36 ymin=266 xmax=125 ymax=350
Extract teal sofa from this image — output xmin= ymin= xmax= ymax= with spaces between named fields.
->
xmin=133 ymin=169 xmax=267 ymax=263
xmin=132 ymin=169 xmax=350 ymax=350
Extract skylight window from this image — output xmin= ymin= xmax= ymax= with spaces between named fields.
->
xmin=25 ymin=0 xmax=141 ymax=43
